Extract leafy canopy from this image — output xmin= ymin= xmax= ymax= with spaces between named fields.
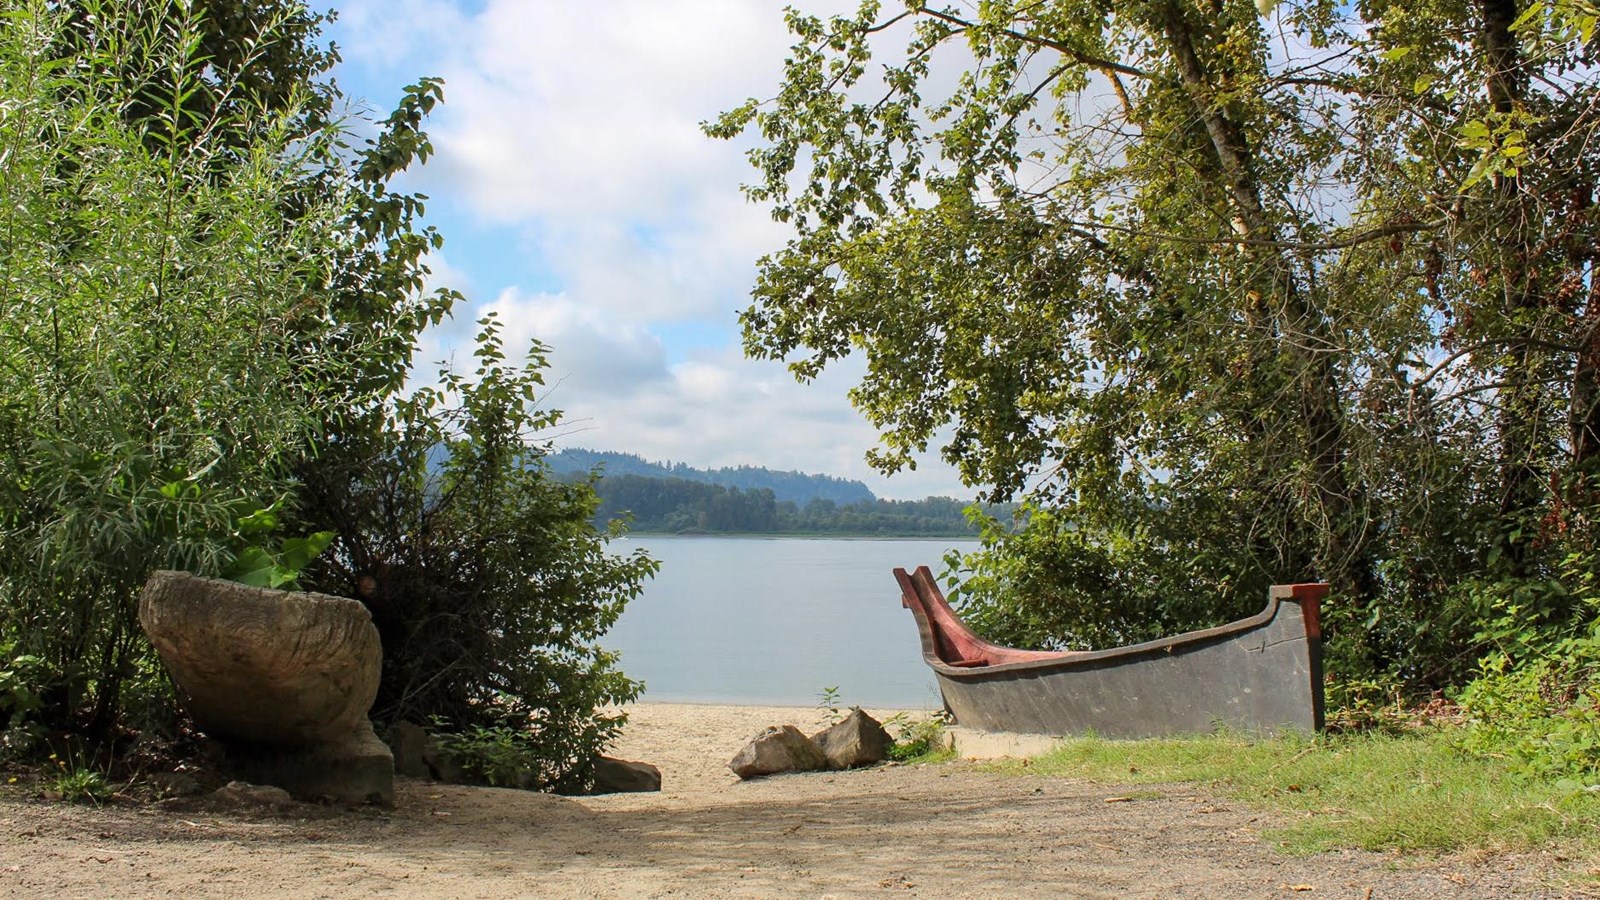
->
xmin=710 ymin=0 xmax=1600 ymax=693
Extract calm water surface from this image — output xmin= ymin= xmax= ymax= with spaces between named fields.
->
xmin=602 ymin=536 xmax=979 ymax=709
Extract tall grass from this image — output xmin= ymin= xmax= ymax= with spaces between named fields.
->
xmin=988 ymin=728 xmax=1600 ymax=855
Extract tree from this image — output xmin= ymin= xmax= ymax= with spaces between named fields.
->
xmin=709 ymin=0 xmax=1598 ymax=682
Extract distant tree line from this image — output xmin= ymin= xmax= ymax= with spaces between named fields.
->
xmin=588 ymin=474 xmax=998 ymax=535
xmin=547 ymin=449 xmax=877 ymax=506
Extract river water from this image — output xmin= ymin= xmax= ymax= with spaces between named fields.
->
xmin=601 ymin=536 xmax=980 ymax=709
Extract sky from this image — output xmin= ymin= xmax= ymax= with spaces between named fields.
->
xmin=321 ymin=1 xmax=974 ymax=500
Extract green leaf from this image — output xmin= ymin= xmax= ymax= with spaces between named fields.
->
xmin=233 ymin=503 xmax=281 ymax=536
xmin=223 ymin=549 xmax=277 ymax=588
xmin=278 ymin=531 xmax=336 ymax=572
xmin=1382 ymin=46 xmax=1414 ymax=61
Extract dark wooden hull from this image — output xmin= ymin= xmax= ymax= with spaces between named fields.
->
xmin=895 ymin=567 xmax=1327 ymax=738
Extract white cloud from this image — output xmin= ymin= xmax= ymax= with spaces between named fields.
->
xmin=410 ymin=286 xmax=673 ymax=404
xmin=403 ymin=1 xmax=813 ymax=322
xmin=418 ymin=1 xmax=796 ymax=222
xmin=515 ymin=204 xmax=784 ymax=321
xmin=413 ymin=304 xmax=972 ymax=499
xmin=337 ymin=1 xmax=976 ymax=500
xmin=537 ymin=346 xmax=969 ymax=501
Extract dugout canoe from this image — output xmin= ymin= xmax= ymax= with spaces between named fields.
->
xmin=894 ymin=566 xmax=1328 ymax=738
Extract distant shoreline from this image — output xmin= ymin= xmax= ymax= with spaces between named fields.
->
xmin=618 ymin=530 xmax=981 ymax=540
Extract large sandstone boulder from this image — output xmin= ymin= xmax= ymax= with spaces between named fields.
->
xmin=590 ymin=756 xmax=662 ymax=794
xmin=728 ymin=725 xmax=827 ymax=779
xmin=811 ymin=708 xmax=892 ymax=770
xmin=139 ymin=570 xmax=393 ymax=805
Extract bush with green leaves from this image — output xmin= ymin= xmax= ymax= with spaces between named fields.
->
xmin=1459 ymin=639 xmax=1600 ymax=781
xmin=429 ymin=717 xmax=544 ymax=790
xmin=298 ymin=317 xmax=656 ymax=793
xmin=1458 ymin=546 xmax=1600 ymax=780
xmin=48 ymin=762 xmax=113 ymax=805
xmin=0 ymin=1 xmax=653 ymax=794
xmin=0 ymin=0 xmax=360 ymax=737
xmin=884 ymin=711 xmax=951 ymax=763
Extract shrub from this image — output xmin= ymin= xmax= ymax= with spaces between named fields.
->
xmin=299 ymin=318 xmax=656 ymax=793
xmin=0 ymin=3 xmax=653 ymax=795
xmin=49 ymin=765 xmax=113 ymax=805
xmin=1459 ymin=632 xmax=1600 ymax=780
xmin=1458 ymin=547 xmax=1600 ymax=780
xmin=885 ymin=711 xmax=952 ymax=762
xmin=943 ymin=502 xmax=1268 ymax=651
xmin=0 ymin=0 xmax=359 ymax=737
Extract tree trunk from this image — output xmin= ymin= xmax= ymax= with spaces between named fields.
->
xmin=1478 ymin=0 xmax=1546 ymax=573
xmin=1573 ymin=225 xmax=1600 ymax=467
xmin=1158 ymin=1 xmax=1376 ymax=606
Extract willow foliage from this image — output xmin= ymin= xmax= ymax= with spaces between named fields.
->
xmin=0 ymin=0 xmax=357 ymax=735
xmin=0 ymin=3 xmax=652 ymax=790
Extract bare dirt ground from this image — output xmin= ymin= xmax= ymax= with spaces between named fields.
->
xmin=0 ymin=703 xmax=1582 ymax=898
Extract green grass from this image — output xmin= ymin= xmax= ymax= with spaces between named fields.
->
xmin=891 ymin=745 xmax=958 ymax=765
xmin=985 ymin=727 xmax=1600 ymax=856
xmin=884 ymin=711 xmax=957 ymax=765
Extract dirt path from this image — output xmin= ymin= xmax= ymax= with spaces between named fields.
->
xmin=0 ymin=704 xmax=1572 ymax=898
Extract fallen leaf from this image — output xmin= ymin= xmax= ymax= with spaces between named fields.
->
xmin=1288 ymin=885 xmax=1315 ymax=892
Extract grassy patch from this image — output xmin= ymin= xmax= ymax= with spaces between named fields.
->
xmin=892 ymin=745 xmax=958 ymax=765
xmin=884 ymin=711 xmax=956 ymax=764
xmin=986 ymin=728 xmax=1600 ymax=855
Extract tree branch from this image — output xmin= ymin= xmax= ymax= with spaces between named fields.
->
xmin=1050 ymin=214 xmax=1445 ymax=252
xmin=911 ymin=5 xmax=1154 ymax=81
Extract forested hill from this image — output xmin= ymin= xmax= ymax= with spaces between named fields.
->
xmin=589 ymin=474 xmax=990 ymax=536
xmin=546 ymin=448 xmax=876 ymax=506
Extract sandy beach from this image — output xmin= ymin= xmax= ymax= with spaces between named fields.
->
xmin=0 ymin=702 xmax=1570 ymax=898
